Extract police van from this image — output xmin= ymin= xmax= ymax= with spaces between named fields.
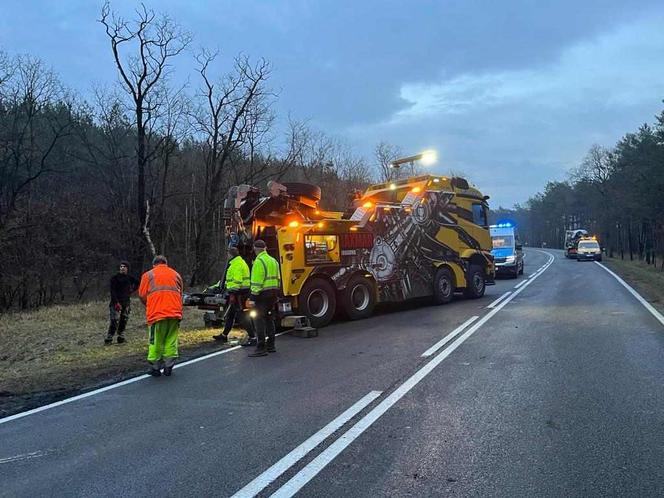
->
xmin=490 ymin=223 xmax=524 ymax=278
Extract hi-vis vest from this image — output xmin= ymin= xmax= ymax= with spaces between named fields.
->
xmin=225 ymin=256 xmax=250 ymax=292
xmin=250 ymin=251 xmax=281 ymax=296
xmin=138 ymin=264 xmax=183 ymax=325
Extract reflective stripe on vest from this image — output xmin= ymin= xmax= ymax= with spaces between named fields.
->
xmin=147 ymin=270 xmax=183 ymax=296
xmin=251 ymin=252 xmax=280 ymax=294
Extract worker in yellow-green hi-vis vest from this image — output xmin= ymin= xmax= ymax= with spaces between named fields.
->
xmin=212 ymin=246 xmax=256 ymax=345
xmin=246 ymin=239 xmax=281 ymax=357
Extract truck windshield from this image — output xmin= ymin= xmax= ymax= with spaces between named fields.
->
xmin=492 ymin=235 xmax=514 ymax=248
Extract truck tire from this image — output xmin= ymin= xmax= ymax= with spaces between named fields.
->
xmin=282 ymin=182 xmax=322 ymax=201
xmin=297 ymin=277 xmax=336 ymax=328
xmin=341 ymin=275 xmax=376 ymax=320
xmin=464 ymin=265 xmax=486 ymax=299
xmin=433 ymin=267 xmax=454 ymax=304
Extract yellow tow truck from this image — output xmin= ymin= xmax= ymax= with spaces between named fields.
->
xmin=218 ymin=173 xmax=495 ymax=328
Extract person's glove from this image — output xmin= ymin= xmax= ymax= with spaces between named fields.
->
xmin=114 ymin=303 xmax=122 ymax=312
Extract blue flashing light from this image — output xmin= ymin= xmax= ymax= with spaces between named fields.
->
xmin=492 ymin=219 xmax=516 ymax=229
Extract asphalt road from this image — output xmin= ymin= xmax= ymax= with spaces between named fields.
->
xmin=2 ymin=249 xmax=664 ymax=497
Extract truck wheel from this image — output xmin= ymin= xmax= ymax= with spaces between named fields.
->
xmin=433 ymin=267 xmax=454 ymax=304
xmin=341 ymin=275 xmax=376 ymax=320
xmin=297 ymin=278 xmax=336 ymax=328
xmin=518 ymin=262 xmax=524 ymax=275
xmin=464 ymin=265 xmax=486 ymax=299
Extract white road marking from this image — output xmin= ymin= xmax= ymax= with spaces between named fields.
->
xmin=487 ymin=292 xmax=512 ymax=309
xmin=421 ymin=316 xmax=479 ymax=357
xmin=270 ymin=252 xmax=555 ymax=497
xmin=514 ymin=279 xmax=528 ymax=289
xmin=595 ymin=262 xmax=664 ymax=327
xmin=0 ymin=450 xmax=50 ymax=464
xmin=230 ymin=391 xmax=382 ymax=498
xmin=0 ymin=331 xmax=289 ymax=426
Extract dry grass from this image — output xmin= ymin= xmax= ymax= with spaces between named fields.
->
xmin=603 ymin=256 xmax=664 ymax=314
xmin=0 ymin=298 xmax=247 ymax=417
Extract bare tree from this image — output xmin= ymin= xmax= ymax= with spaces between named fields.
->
xmin=0 ymin=50 xmax=13 ymax=88
xmin=374 ymin=141 xmax=402 ymax=182
xmin=189 ymin=51 xmax=272 ymax=284
xmin=99 ymin=2 xmax=191 ymax=265
xmin=572 ymin=144 xmax=614 ymax=195
xmin=0 ymin=55 xmax=74 ymax=233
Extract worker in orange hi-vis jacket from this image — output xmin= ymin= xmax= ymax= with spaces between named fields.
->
xmin=138 ymin=255 xmax=183 ymax=377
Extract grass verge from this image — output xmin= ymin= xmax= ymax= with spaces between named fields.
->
xmin=603 ymin=256 xmax=664 ymax=315
xmin=0 ymin=298 xmax=247 ymax=417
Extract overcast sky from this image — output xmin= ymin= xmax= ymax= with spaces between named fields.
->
xmin=1 ymin=0 xmax=663 ymax=207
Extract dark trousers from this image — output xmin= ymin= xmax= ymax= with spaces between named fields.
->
xmin=254 ymin=293 xmax=277 ymax=350
xmin=107 ymin=302 xmax=130 ymax=339
xmin=222 ymin=292 xmax=255 ymax=338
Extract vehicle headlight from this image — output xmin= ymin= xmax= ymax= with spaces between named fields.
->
xmin=505 ymin=256 xmax=516 ymax=263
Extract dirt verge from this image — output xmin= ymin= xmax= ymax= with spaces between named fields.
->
xmin=603 ymin=256 xmax=664 ymax=315
xmin=0 ymin=298 xmax=245 ymax=417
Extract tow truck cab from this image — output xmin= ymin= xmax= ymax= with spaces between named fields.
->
xmin=490 ymin=224 xmax=523 ymax=278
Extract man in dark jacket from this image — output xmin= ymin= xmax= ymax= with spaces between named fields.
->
xmin=105 ymin=261 xmax=139 ymax=344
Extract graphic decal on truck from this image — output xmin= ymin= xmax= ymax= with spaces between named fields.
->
xmin=314 ymin=191 xmax=485 ymax=302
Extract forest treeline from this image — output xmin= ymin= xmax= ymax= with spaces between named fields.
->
xmin=1 ymin=3 xmax=409 ymax=311
xmin=493 ymin=107 xmax=664 ymax=268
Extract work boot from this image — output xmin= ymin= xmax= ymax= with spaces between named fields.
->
xmin=212 ymin=333 xmax=228 ymax=342
xmin=241 ymin=337 xmax=258 ymax=347
xmin=149 ymin=369 xmax=162 ymax=377
xmin=104 ymin=337 xmax=113 ymax=345
xmin=163 ymin=366 xmax=173 ymax=376
xmin=248 ymin=348 xmax=268 ymax=357
xmin=117 ymin=336 xmax=126 ymax=344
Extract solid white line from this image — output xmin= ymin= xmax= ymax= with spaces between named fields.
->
xmin=487 ymin=292 xmax=511 ymax=309
xmin=595 ymin=262 xmax=664 ymax=327
xmin=0 ymin=332 xmax=288 ymax=426
xmin=230 ymin=391 xmax=382 ymax=498
xmin=514 ymin=279 xmax=528 ymax=289
xmin=421 ymin=316 xmax=479 ymax=357
xmin=271 ymin=253 xmax=555 ymax=497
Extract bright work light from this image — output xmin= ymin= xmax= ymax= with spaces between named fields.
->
xmin=390 ymin=149 xmax=439 ymax=170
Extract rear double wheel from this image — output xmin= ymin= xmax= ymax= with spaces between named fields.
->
xmin=297 ymin=278 xmax=337 ymax=328
xmin=341 ymin=275 xmax=376 ymax=320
